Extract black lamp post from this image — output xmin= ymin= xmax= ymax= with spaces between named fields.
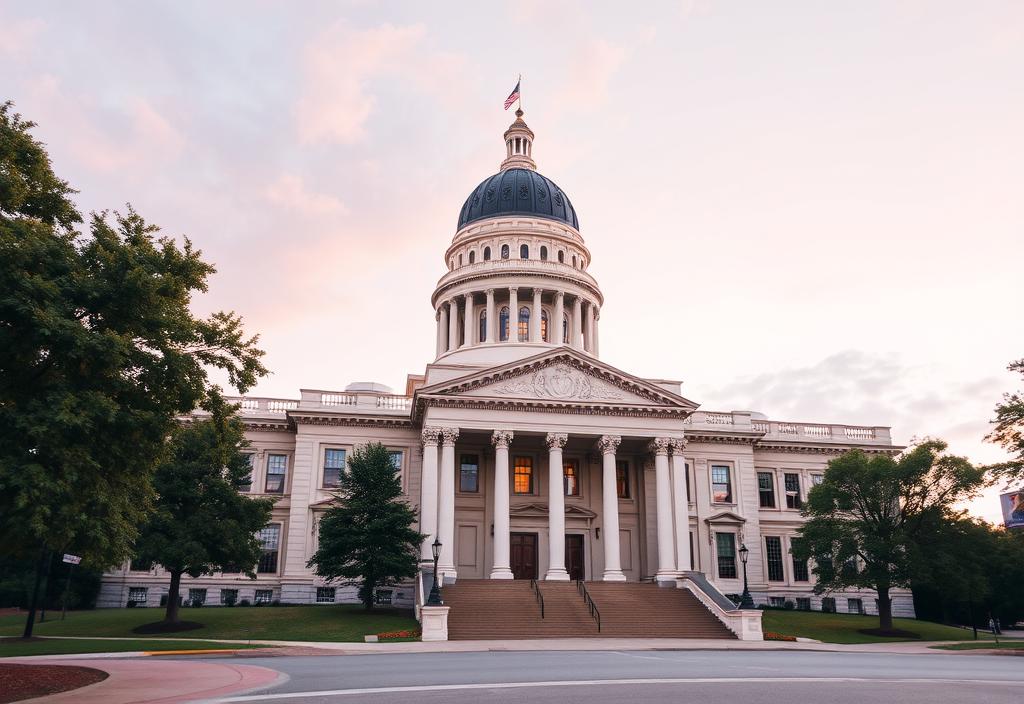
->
xmin=738 ymin=543 xmax=754 ymax=609
xmin=426 ymin=538 xmax=443 ymax=606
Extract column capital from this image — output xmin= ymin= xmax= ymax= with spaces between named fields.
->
xmin=554 ymin=290 xmax=565 ymax=299
xmin=440 ymin=427 xmax=460 ymax=446
xmin=596 ymin=435 xmax=621 ymax=455
xmin=669 ymin=437 xmax=688 ymax=454
xmin=421 ymin=426 xmax=442 ymax=447
xmin=533 ymin=287 xmax=544 ymax=297
xmin=491 ymin=430 xmax=514 ymax=449
xmin=485 ymin=288 xmax=495 ymax=296
xmin=545 ymin=433 xmax=568 ymax=450
xmin=509 ymin=286 xmax=518 ymax=294
xmin=647 ymin=437 xmax=671 ymax=456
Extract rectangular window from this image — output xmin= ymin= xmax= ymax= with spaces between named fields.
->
xmin=323 ymin=448 xmax=346 ymax=489
xmin=316 ymin=587 xmax=336 ymax=603
xmin=128 ymin=587 xmax=148 ymax=605
xmin=711 ymin=465 xmax=732 ymax=503
xmin=848 ymin=598 xmax=864 ymax=614
xmin=811 ymin=474 xmax=824 ymax=487
xmin=757 ymin=472 xmax=776 ymax=508
xmin=240 ymin=453 xmax=254 ymax=492
xmin=790 ymin=538 xmax=809 ymax=582
xmin=265 ymin=454 xmax=287 ymax=493
xmin=257 ymin=524 xmax=280 ymax=574
xmin=254 ymin=589 xmax=273 ymax=605
xmin=513 ymin=456 xmax=533 ymax=494
xmin=769 ymin=596 xmax=785 ymax=608
xmin=563 ymin=459 xmax=580 ymax=496
xmin=715 ymin=532 xmax=737 ymax=579
xmin=220 ymin=589 xmax=238 ymax=605
xmin=616 ymin=460 xmax=630 ymax=498
xmin=389 ymin=451 xmax=404 ymax=475
xmin=188 ymin=588 xmax=207 ymax=605
xmin=796 ymin=597 xmax=811 ymax=611
xmin=765 ymin=536 xmax=785 ymax=581
xmin=459 ymin=454 xmax=479 ymax=493
xmin=784 ymin=473 xmax=802 ymax=509
xmin=821 ymin=596 xmax=836 ymax=613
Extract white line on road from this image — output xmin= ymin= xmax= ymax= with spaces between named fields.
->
xmin=205 ymin=676 xmax=1024 ymax=702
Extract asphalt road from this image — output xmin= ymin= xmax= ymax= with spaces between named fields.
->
xmin=200 ymin=650 xmax=1024 ymax=704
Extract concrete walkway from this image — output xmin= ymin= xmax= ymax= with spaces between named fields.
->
xmin=4 ymin=657 xmax=285 ymax=703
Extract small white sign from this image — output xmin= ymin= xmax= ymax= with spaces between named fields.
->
xmin=62 ymin=554 xmax=82 ymax=565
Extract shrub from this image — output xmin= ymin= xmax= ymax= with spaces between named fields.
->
xmin=239 ymin=598 xmax=250 ymax=607
xmin=270 ymin=599 xmax=281 ymax=607
xmin=783 ymin=600 xmax=795 ymax=610
xmin=126 ymin=600 xmax=138 ymax=608
xmin=223 ymin=592 xmax=237 ymax=607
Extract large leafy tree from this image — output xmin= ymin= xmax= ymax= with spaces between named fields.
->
xmin=308 ymin=442 xmax=423 ymax=610
xmin=987 ymin=358 xmax=1024 ymax=484
xmin=134 ymin=392 xmax=275 ymax=625
xmin=794 ymin=441 xmax=984 ymax=631
xmin=0 ymin=102 xmax=267 ymax=636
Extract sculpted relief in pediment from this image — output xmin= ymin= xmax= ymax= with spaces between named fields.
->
xmin=479 ymin=363 xmax=631 ymax=402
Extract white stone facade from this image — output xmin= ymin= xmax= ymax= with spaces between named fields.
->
xmin=100 ymin=111 xmax=914 ymax=621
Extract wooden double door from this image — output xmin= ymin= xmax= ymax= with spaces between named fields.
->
xmin=510 ymin=532 xmax=585 ymax=581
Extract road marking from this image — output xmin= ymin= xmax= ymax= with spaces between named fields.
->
xmin=206 ymin=676 xmax=1024 ymax=702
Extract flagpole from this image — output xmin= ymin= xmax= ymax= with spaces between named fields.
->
xmin=518 ymin=74 xmax=522 ymax=112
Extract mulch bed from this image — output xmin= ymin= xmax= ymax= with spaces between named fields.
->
xmin=0 ymin=663 xmax=108 ymax=703
xmin=132 ymin=620 xmax=204 ymax=634
xmin=858 ymin=628 xmax=921 ymax=639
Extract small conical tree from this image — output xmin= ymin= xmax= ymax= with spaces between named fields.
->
xmin=308 ymin=442 xmax=423 ymax=610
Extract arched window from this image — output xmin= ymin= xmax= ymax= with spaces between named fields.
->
xmin=540 ymin=246 xmax=548 ymax=261
xmin=541 ymin=309 xmax=549 ymax=342
xmin=499 ymin=306 xmax=510 ymax=341
xmin=518 ymin=306 xmax=530 ymax=341
xmin=520 ymin=244 xmax=529 ymax=259
xmin=483 ymin=246 xmax=491 ymax=261
xmin=563 ymin=312 xmax=569 ymax=343
xmin=458 ymin=253 xmax=462 ymax=266
xmin=572 ymin=254 xmax=577 ymax=267
xmin=469 ymin=251 xmax=475 ymax=264
xmin=558 ymin=250 xmax=565 ymax=263
xmin=501 ymin=244 xmax=510 ymax=259
xmin=479 ymin=310 xmax=487 ymax=343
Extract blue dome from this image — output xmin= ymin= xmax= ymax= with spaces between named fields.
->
xmin=457 ymin=168 xmax=579 ymax=231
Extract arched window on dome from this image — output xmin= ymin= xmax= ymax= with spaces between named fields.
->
xmin=562 ymin=312 xmax=569 ymax=343
xmin=483 ymin=246 xmax=491 ymax=261
xmin=469 ymin=251 xmax=475 ymax=264
xmin=501 ymin=244 xmax=510 ymax=260
xmin=458 ymin=253 xmax=462 ymax=267
xmin=520 ymin=244 xmax=529 ymax=259
xmin=541 ymin=309 xmax=549 ymax=342
xmin=499 ymin=307 xmax=510 ymax=341
xmin=518 ymin=306 xmax=530 ymax=342
xmin=479 ymin=310 xmax=487 ymax=343
xmin=558 ymin=250 xmax=565 ymax=263
xmin=540 ymin=246 xmax=548 ymax=261
xmin=572 ymin=254 xmax=577 ymax=268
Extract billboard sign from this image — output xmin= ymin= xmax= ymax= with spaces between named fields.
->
xmin=1001 ymin=489 xmax=1024 ymax=529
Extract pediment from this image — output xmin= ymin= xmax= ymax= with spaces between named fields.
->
xmin=704 ymin=511 xmax=746 ymax=525
xmin=415 ymin=348 xmax=697 ymax=415
xmin=509 ymin=502 xmax=598 ymax=519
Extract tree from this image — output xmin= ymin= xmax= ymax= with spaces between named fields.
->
xmin=308 ymin=443 xmax=423 ymax=610
xmin=987 ymin=358 xmax=1024 ymax=484
xmin=794 ymin=440 xmax=985 ymax=632
xmin=0 ymin=102 xmax=267 ymax=637
xmin=132 ymin=392 xmax=274 ymax=625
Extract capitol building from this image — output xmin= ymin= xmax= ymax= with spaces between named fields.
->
xmin=101 ymin=111 xmax=914 ymax=635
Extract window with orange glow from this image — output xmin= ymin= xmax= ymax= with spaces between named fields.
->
xmin=513 ymin=456 xmax=533 ymax=494
xmin=563 ymin=459 xmax=580 ymax=496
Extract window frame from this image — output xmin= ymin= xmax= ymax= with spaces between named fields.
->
xmin=784 ymin=472 xmax=802 ymax=509
xmin=710 ymin=464 xmax=733 ymax=504
xmin=615 ymin=460 xmax=630 ymax=499
xmin=765 ymin=536 xmax=785 ymax=582
xmin=257 ymin=523 xmax=281 ymax=574
xmin=316 ymin=587 xmax=336 ymax=604
xmin=512 ymin=455 xmax=534 ymax=495
xmin=517 ymin=306 xmax=530 ymax=341
xmin=790 ymin=537 xmax=809 ymax=582
xmin=254 ymin=589 xmax=273 ymax=605
xmin=519 ymin=243 xmax=529 ymax=259
xmin=459 ymin=454 xmax=480 ymax=493
xmin=715 ymin=532 xmax=737 ymax=579
xmin=128 ymin=587 xmax=148 ymax=605
xmin=500 ymin=244 xmax=510 ymax=259
xmin=220 ymin=588 xmax=239 ymax=605
xmin=757 ymin=471 xmax=776 ymax=509
xmin=483 ymin=246 xmax=491 ymax=261
xmin=322 ymin=447 xmax=346 ymax=489
xmin=265 ymin=453 xmax=288 ymax=494
xmin=847 ymin=598 xmax=864 ymax=614
xmin=239 ymin=453 xmax=254 ymax=492
xmin=563 ymin=458 xmax=581 ymax=497
xmin=540 ymin=245 xmax=548 ymax=260
xmin=499 ymin=306 xmax=510 ymax=341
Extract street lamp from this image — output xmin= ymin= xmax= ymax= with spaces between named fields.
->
xmin=426 ymin=538 xmax=443 ymax=606
xmin=738 ymin=543 xmax=755 ymax=609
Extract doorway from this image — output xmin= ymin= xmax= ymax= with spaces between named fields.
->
xmin=510 ymin=532 xmax=538 ymax=580
xmin=566 ymin=534 xmax=585 ymax=581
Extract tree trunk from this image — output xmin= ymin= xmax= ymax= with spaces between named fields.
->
xmin=21 ymin=549 xmax=47 ymax=639
xmin=363 ymin=578 xmax=375 ymax=610
xmin=165 ymin=571 xmax=182 ymax=624
xmin=877 ymin=585 xmax=893 ymax=631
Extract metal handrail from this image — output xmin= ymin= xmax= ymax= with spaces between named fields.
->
xmin=576 ymin=579 xmax=601 ymax=633
xmin=529 ymin=578 xmax=545 ymax=619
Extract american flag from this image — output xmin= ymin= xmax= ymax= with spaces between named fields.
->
xmin=503 ymin=79 xmax=521 ymax=110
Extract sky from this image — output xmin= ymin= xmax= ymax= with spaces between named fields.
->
xmin=3 ymin=1 xmax=1022 ymax=522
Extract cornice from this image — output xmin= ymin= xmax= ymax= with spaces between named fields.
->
xmin=754 ymin=441 xmax=900 ymax=456
xmin=241 ymin=420 xmax=293 ymax=433
xmin=288 ymin=412 xmax=414 ymax=430
xmin=420 ymin=396 xmax=690 ymax=419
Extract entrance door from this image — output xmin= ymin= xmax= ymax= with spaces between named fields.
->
xmin=510 ymin=532 xmax=538 ymax=580
xmin=565 ymin=534 xmax=585 ymax=581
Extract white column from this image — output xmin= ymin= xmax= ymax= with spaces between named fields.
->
xmin=461 ymin=294 xmax=471 ymax=347
xmin=434 ymin=310 xmax=443 ymax=357
xmin=585 ymin=302 xmax=596 ymax=353
xmin=447 ymin=299 xmax=459 ymax=352
xmin=419 ymin=427 xmax=441 ymax=563
xmin=598 ymin=435 xmax=626 ymax=581
xmin=485 ymin=288 xmax=496 ymax=343
xmin=439 ymin=305 xmax=449 ymax=354
xmin=593 ymin=308 xmax=600 ymax=356
xmin=437 ymin=427 xmax=459 ymax=578
xmin=670 ymin=438 xmax=691 ymax=575
xmin=508 ymin=287 xmax=518 ymax=342
xmin=544 ymin=433 xmax=570 ymax=580
xmin=490 ymin=430 xmax=514 ymax=579
xmin=649 ymin=438 xmax=676 ymax=582
xmin=553 ymin=291 xmax=565 ymax=345
xmin=531 ymin=288 xmax=543 ymax=342
xmin=572 ymin=297 xmax=583 ymax=349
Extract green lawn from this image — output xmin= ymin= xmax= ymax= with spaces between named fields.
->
xmin=0 ymin=605 xmax=418 ymax=644
xmin=931 ymin=641 xmax=1024 ymax=651
xmin=0 ymin=638 xmax=266 ymax=658
xmin=761 ymin=609 xmax=993 ymax=644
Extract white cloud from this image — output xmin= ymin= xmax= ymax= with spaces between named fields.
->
xmin=264 ymin=174 xmax=348 ymax=217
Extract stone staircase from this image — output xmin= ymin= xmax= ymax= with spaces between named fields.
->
xmin=441 ymin=579 xmax=734 ymax=640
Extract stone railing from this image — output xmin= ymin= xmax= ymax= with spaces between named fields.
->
xmin=300 ymin=389 xmax=413 ymax=414
xmin=230 ymin=397 xmax=298 ymax=414
xmin=686 ymin=411 xmax=890 ymax=444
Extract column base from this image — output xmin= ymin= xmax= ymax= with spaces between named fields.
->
xmin=489 ymin=568 xmax=514 ymax=580
xmin=544 ymin=569 xmax=571 ymax=581
xmin=654 ymin=571 xmax=679 ymax=585
xmin=439 ymin=567 xmax=458 ymax=583
xmin=602 ymin=570 xmax=627 ymax=582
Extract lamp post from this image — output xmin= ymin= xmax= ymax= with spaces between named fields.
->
xmin=426 ymin=538 xmax=443 ymax=606
xmin=739 ymin=543 xmax=755 ymax=609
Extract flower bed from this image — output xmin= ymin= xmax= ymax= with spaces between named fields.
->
xmin=763 ymin=631 xmax=797 ymax=642
xmin=376 ymin=629 xmax=421 ymax=640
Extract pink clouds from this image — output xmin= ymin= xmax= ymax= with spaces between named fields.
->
xmin=264 ymin=174 xmax=348 ymax=217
